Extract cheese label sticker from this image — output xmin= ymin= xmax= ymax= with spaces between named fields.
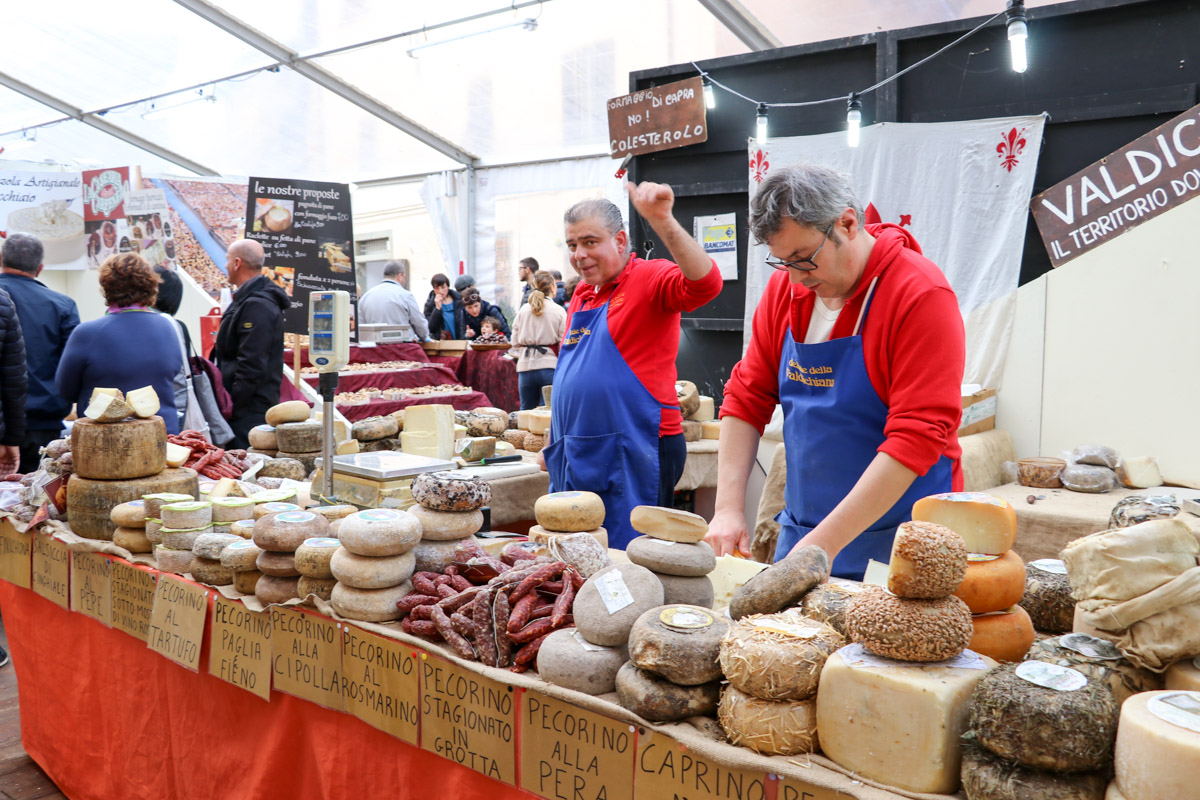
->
xmin=127 ymin=500 xmax=145 ymax=508
xmin=1060 ymin=633 xmax=1123 ymax=661
xmin=1030 ymin=559 xmax=1069 ymax=575
xmin=967 ymin=553 xmax=1002 ymax=562
xmin=1149 ymin=692 xmax=1200 ymax=734
xmin=277 ymin=512 xmax=316 ymax=524
xmin=595 ymin=571 xmax=634 ymax=615
xmin=660 ymin=606 xmax=713 ymax=630
xmin=261 ymin=502 xmax=297 ymax=513
xmin=573 ymin=630 xmax=607 ymax=652
xmin=304 ymin=537 xmax=340 ymax=548
xmin=1015 ymin=661 xmax=1088 ymax=691
xmin=359 ymin=510 xmax=399 ymax=522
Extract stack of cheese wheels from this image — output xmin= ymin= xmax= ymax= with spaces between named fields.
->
xmin=141 ymin=492 xmax=193 ymax=546
xmin=1112 ymin=690 xmax=1200 ymax=800
xmin=156 ymin=500 xmax=213 ymax=575
xmin=515 ymin=407 xmax=551 ymax=452
xmin=529 ymin=491 xmax=607 ymax=549
xmin=616 ymin=604 xmax=728 ymax=723
xmin=408 ymin=472 xmax=489 ymax=572
xmin=252 ymin=510 xmax=330 ymax=605
xmin=109 ymin=499 xmax=151 ymax=554
xmin=677 ymin=380 xmax=716 ymax=442
xmin=295 ymin=537 xmax=341 ymax=601
xmin=962 ymin=660 xmax=1120 ymax=797
xmin=189 ymin=531 xmax=242 ymax=586
xmin=352 ymin=415 xmax=400 ymax=453
xmin=66 ymin=395 xmax=199 ymax=540
xmin=210 ymin=497 xmax=255 ymax=537
xmin=329 ymin=509 xmax=422 ymax=621
xmin=624 ymin=505 xmax=716 ymax=608
xmin=221 ymin=539 xmax=265 ymax=594
xmin=573 ymin=561 xmax=664 ymax=690
xmin=718 ymin=608 xmax=843 ymax=755
xmin=274 ymin=420 xmax=323 ymax=475
xmin=912 ymin=491 xmax=1036 ymax=661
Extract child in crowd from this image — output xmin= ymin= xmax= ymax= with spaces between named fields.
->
xmin=474 ymin=316 xmax=509 ymax=344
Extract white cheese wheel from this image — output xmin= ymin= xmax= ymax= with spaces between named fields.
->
xmin=330 ymin=580 xmax=412 ymax=622
xmin=297 ymin=576 xmax=336 ymax=602
xmin=352 ymin=415 xmax=399 ymax=442
xmin=110 ymin=500 xmax=147 ymax=529
xmin=264 ymin=401 xmax=310 ymax=426
xmin=718 ymin=685 xmax=818 ymax=756
xmin=160 ymin=527 xmax=209 ymax=550
xmin=614 ymin=662 xmax=720 ymax=722
xmin=412 ymin=471 xmax=491 ymax=512
xmin=720 ymin=610 xmax=844 ymax=701
xmin=189 ymin=556 xmax=234 ymax=586
xmin=294 ymin=538 xmax=340 ymax=579
xmin=142 ymin=492 xmax=195 ymax=519
xmin=629 ymin=604 xmax=730 ymax=685
xmin=526 ymin=409 xmax=552 ymax=435
xmin=252 ymin=511 xmax=329 ymax=553
xmin=161 ymin=501 xmax=213 ymax=529
xmin=408 ymin=506 xmax=483 ymax=541
xmin=68 ymin=469 xmax=199 ymax=541
xmin=232 ymin=569 xmax=262 ymax=595
xmin=330 ymin=547 xmax=416 ymax=589
xmin=253 ymin=501 xmax=300 ymax=520
xmin=210 ymin=497 xmax=256 ymax=523
xmin=629 ymin=505 xmax=708 ymax=543
xmin=690 ymin=396 xmax=715 ymax=422
xmin=220 ymin=540 xmax=263 ymax=572
xmin=338 ymin=509 xmax=422 ymax=557
xmin=255 ymin=575 xmax=301 ymax=605
xmin=193 ymin=532 xmax=243 ymax=560
xmin=887 ymin=520 xmax=968 ymax=599
xmin=71 ymin=417 xmax=166 ymax=480
xmin=1166 ymin=658 xmax=1200 ymax=692
xmin=154 ymin=546 xmax=194 ymax=575
xmin=1114 ymin=691 xmax=1200 ymax=800
xmin=112 ymin=526 xmax=152 ymax=554
xmin=655 ymin=573 xmax=714 ymax=608
xmin=248 ymin=425 xmax=278 ymax=450
xmin=626 ymin=536 xmax=715 ymax=576
xmin=255 ymin=550 xmax=300 ymax=577
xmin=230 ymin=519 xmax=255 ymax=539
xmin=536 ymin=629 xmax=628 ymax=696
xmin=535 ymin=491 xmax=605 ymax=532
xmin=911 ymin=492 xmax=1017 ymax=555
xmin=573 ymin=563 xmax=665 ymax=647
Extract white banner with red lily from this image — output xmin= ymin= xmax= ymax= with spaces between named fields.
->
xmin=745 ymin=114 xmax=1046 ymax=389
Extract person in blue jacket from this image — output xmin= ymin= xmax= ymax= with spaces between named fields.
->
xmin=424 ymin=273 xmax=466 ymax=339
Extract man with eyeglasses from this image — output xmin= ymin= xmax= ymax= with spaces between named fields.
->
xmin=705 ymin=164 xmax=964 ymax=580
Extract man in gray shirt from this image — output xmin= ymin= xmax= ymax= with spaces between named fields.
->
xmin=357 ymin=260 xmax=429 ymax=340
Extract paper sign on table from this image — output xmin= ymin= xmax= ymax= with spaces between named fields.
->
xmin=146 ymin=574 xmax=208 ymax=671
xmin=31 ymin=532 xmax=69 ymax=609
xmin=419 ymin=653 xmax=516 ymax=784
xmin=341 ymin=625 xmax=420 ymax=745
xmin=70 ymin=551 xmax=112 ymax=626
xmin=521 ymin=690 xmax=635 ymax=800
xmin=0 ymin=518 xmax=31 ymax=589
xmin=270 ymin=607 xmax=343 ymax=711
xmin=634 ymin=729 xmax=767 ymax=800
xmin=111 ymin=561 xmax=156 ymax=641
xmin=209 ymin=594 xmax=273 ymax=702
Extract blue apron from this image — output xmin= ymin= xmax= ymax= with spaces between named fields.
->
xmin=543 ymin=294 xmax=666 ymax=549
xmin=774 ymin=277 xmax=953 ymax=579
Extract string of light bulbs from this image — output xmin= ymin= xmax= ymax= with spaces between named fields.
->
xmin=695 ymin=1 xmax=1029 ymax=148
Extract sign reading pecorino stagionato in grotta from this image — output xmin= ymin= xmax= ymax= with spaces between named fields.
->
xmin=1032 ymin=101 xmax=1200 ymax=267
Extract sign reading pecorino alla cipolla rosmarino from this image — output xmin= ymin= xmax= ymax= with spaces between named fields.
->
xmin=1032 ymin=102 xmax=1200 ymax=268
xmin=245 ymin=176 xmax=357 ymax=334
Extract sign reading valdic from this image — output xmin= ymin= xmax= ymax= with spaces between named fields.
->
xmin=341 ymin=625 xmax=420 ymax=745
xmin=111 ymin=562 xmax=156 ymax=641
xmin=146 ymin=574 xmax=208 ymax=671
xmin=270 ymin=606 xmax=343 ymax=711
xmin=0 ymin=518 xmax=32 ymax=589
xmin=70 ymin=551 xmax=112 ymax=626
xmin=520 ymin=690 xmax=635 ymax=800
xmin=245 ymin=176 xmax=357 ymax=335
xmin=209 ymin=595 xmax=273 ymax=702
xmin=608 ymin=77 xmax=708 ymax=159
xmin=31 ymin=533 xmax=70 ymax=609
xmin=1032 ymin=101 xmax=1200 ymax=267
xmin=635 ymin=729 xmax=767 ymax=800
xmin=420 ymin=653 xmax=516 ymax=784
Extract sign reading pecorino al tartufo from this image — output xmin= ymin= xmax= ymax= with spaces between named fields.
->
xmin=1032 ymin=102 xmax=1200 ymax=267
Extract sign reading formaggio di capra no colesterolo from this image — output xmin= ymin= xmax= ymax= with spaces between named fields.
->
xmin=607 ymin=77 xmax=708 ymax=159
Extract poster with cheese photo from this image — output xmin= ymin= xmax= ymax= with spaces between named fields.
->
xmin=0 ymin=169 xmax=87 ymax=270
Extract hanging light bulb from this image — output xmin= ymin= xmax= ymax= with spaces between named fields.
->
xmin=1007 ymin=0 xmax=1028 ymax=73
xmin=702 ymin=76 xmax=716 ymax=110
xmin=846 ymin=94 xmax=863 ymax=148
xmin=756 ymin=103 xmax=768 ymax=145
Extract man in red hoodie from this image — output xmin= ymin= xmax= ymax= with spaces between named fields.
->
xmin=706 ymin=164 xmax=964 ymax=580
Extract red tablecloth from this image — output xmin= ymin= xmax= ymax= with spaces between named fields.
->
xmin=0 ymin=581 xmax=529 ymax=800
xmin=303 ymin=364 xmax=459 ymax=394
xmin=426 ymin=354 xmax=461 ymax=368
xmin=455 ymin=349 xmax=519 ymax=413
xmin=284 ymin=342 xmax=431 ymax=366
xmin=337 ymin=391 xmax=492 ymax=421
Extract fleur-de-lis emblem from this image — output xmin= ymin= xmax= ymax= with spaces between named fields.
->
xmin=997 ymin=127 xmax=1027 ymax=172
xmin=750 ymin=150 xmax=770 ymax=183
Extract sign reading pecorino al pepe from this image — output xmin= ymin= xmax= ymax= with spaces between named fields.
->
xmin=608 ymin=77 xmax=708 ymax=159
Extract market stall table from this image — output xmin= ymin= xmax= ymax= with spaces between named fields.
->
xmin=336 ymin=391 xmax=492 ymax=422
xmin=301 ymin=363 xmax=459 ymax=394
xmin=421 ymin=347 xmax=520 ymax=413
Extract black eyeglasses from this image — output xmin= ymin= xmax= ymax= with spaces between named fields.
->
xmin=765 ymin=224 xmax=833 ymax=272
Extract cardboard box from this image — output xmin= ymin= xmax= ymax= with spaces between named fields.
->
xmin=959 ymin=387 xmax=997 ymax=437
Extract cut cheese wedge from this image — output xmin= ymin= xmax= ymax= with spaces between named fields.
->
xmin=126 ymin=386 xmax=160 ymax=418
xmin=911 ymin=492 xmax=1017 ymax=555
xmin=84 ymin=392 xmax=133 ymax=423
xmin=165 ymin=442 xmax=191 ymax=468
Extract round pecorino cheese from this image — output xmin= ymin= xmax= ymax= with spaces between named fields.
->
xmin=536 ymin=629 xmax=628 ymax=695
xmin=408 ymin=506 xmax=483 ymax=541
xmin=330 ymin=547 xmax=416 ymax=590
xmin=412 ymin=471 xmax=491 ymax=512
xmin=573 ymin=563 xmax=665 ymax=647
xmin=626 ymin=536 xmax=715 ymax=576
xmin=337 ymin=509 xmax=422 ymax=557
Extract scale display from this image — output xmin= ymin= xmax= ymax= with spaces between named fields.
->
xmin=307 ymin=290 xmax=351 ymax=372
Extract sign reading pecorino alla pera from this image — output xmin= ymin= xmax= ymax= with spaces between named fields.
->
xmin=1032 ymin=101 xmax=1200 ymax=267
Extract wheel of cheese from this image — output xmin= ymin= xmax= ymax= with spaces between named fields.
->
xmin=297 ymin=576 xmax=336 ymax=602
xmin=675 ymin=380 xmax=700 ymax=417
xmin=112 ymin=526 xmax=152 ymax=554
xmin=961 ymin=738 xmax=1110 ymax=800
xmin=1026 ymin=634 xmax=1163 ymax=704
xmin=1166 ymin=658 xmax=1200 ymax=692
xmin=193 ymin=532 xmax=242 ymax=560
xmin=330 ymin=547 xmax=416 ymax=589
xmin=408 ymin=506 xmax=483 ymax=541
xmin=144 ymin=519 xmax=163 ymax=544
xmin=1021 ymin=559 xmax=1076 ymax=634
xmin=295 ymin=538 xmax=340 ymax=579
xmin=70 ymin=417 xmax=166 ymax=480
xmin=411 ymin=471 xmax=491 ymax=512
xmin=718 ymin=685 xmax=819 ymax=756
xmin=573 ymin=563 xmax=665 ymax=647
xmin=253 ymin=511 xmax=329 ymax=553
xmin=309 ymin=504 xmax=357 ymax=522
xmin=255 ymin=575 xmax=301 ymax=605
xmin=154 ymin=546 xmax=194 ymax=575
xmin=275 ymin=451 xmax=319 ymax=474
xmin=220 ymin=539 xmax=263 ymax=572
xmin=142 ymin=492 xmax=195 ymax=519
xmin=358 ymin=438 xmax=397 ymax=453
xmin=720 ymin=610 xmax=845 ymax=701
xmin=615 ymin=662 xmax=720 ymax=722
xmin=524 ymin=434 xmax=545 ymax=453
xmin=264 ymin=400 xmax=310 ymax=426
xmin=626 ymin=536 xmax=715 ymax=576
xmin=352 ymin=415 xmax=399 ymax=442
xmin=501 ymin=429 xmax=529 ymax=450
xmin=160 ymin=527 xmax=208 ymax=550
xmin=969 ymin=606 xmax=1036 ymax=663
xmin=886 ymin=521 xmax=968 ymax=599
xmin=1115 ymin=691 xmax=1200 ymax=800
xmin=911 ymin=492 xmax=1017 ymax=555
xmin=161 ymin=501 xmax=212 ymax=529
xmin=700 ymin=420 xmax=721 ymax=439
xmin=211 ymin=497 xmax=255 ymax=523
xmin=528 ymin=525 xmax=609 ymax=550
xmin=258 ymin=458 xmax=307 ymax=481
xmin=253 ymin=550 xmax=298 ymax=577
xmin=248 ymin=425 xmax=278 ymax=450
xmin=338 ymin=509 xmax=421 ymax=557
xmin=253 ymin=501 xmax=300 ymax=520
xmin=629 ymin=605 xmax=730 ymax=685
xmin=254 ymin=489 xmax=302 ymax=505
xmin=189 ymin=556 xmax=234 ymax=586
xmin=110 ymin=500 xmax=147 ymax=529
xmin=629 ymin=505 xmax=708 ymax=543
xmin=954 ymin=550 xmax=1026 ymax=613
xmin=535 ymin=491 xmax=605 ymax=532
xmin=655 ymin=573 xmax=714 ymax=608
xmin=466 ymin=411 xmax=508 ymax=437
xmin=230 ymin=519 xmax=255 ymax=539
xmin=246 ymin=447 xmax=278 ymax=459
xmin=536 ymin=629 xmax=628 ymax=695
xmin=682 ymin=421 xmax=703 ymax=442
xmin=692 ymin=396 xmax=715 ymax=422
xmin=233 ymin=569 xmax=262 ymax=595
xmin=330 ymin=580 xmax=411 ymax=622
xmin=412 ymin=539 xmax=461 ymax=574
xmin=799 ymin=579 xmax=867 ymax=636
xmin=846 ymin=587 xmax=973 ymax=662
xmin=67 ymin=469 xmax=199 ymax=540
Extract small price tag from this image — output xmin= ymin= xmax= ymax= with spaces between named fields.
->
xmin=1015 ymin=661 xmax=1088 ymax=691
xmin=595 ymin=570 xmax=634 ymax=615
xmin=573 ymin=630 xmax=607 ymax=652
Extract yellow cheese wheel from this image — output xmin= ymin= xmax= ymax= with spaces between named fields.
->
xmin=969 ymin=605 xmax=1036 ymax=663
xmin=911 ymin=492 xmax=1017 ymax=555
xmin=535 ymin=491 xmax=605 ymax=532
xmin=955 ymin=550 xmax=1027 ymax=614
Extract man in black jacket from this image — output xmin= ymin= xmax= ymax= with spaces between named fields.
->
xmin=0 ymin=286 xmax=27 ymax=477
xmin=213 ymin=239 xmax=289 ymax=449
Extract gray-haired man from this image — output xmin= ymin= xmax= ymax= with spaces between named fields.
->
xmin=357 ymin=260 xmax=429 ymax=341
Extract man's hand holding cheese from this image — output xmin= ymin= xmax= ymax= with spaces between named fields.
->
xmin=706 ymin=164 xmax=965 ymax=580
xmin=543 ymin=185 xmax=721 ymax=548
